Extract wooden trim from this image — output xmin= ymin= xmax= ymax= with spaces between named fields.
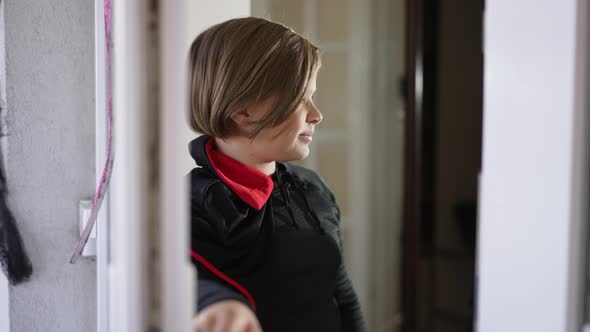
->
xmin=401 ymin=0 xmax=419 ymax=330
xmin=401 ymin=0 xmax=439 ymax=331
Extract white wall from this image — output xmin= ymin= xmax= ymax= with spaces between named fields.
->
xmin=0 ymin=0 xmax=8 ymax=329
xmin=5 ymin=0 xmax=97 ymax=331
xmin=477 ymin=0 xmax=589 ymax=331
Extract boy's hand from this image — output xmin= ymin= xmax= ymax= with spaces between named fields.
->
xmin=193 ymin=299 xmax=262 ymax=332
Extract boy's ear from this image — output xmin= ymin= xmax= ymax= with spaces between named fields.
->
xmin=230 ymin=107 xmax=253 ymax=127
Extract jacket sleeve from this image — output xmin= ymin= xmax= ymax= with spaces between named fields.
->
xmin=191 ymin=181 xmax=262 ymax=313
xmin=333 ymin=234 xmax=368 ymax=332
xmin=329 ymin=193 xmax=368 ymax=332
xmin=196 ymin=278 xmax=250 ymax=312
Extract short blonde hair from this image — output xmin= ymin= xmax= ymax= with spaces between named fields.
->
xmin=188 ymin=17 xmax=321 ymax=138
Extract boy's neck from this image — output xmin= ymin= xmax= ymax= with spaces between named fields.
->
xmin=213 ymin=137 xmax=276 ymax=176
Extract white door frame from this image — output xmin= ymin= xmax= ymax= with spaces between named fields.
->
xmin=476 ymin=0 xmax=590 ymax=331
xmin=106 ymin=1 xmax=250 ymax=331
xmin=94 ymin=1 xmax=109 ymax=331
xmin=108 ymin=1 xmax=196 ymax=330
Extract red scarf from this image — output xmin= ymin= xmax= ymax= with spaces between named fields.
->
xmin=205 ymin=138 xmax=274 ymax=210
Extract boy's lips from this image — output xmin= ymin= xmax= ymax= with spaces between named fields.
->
xmin=299 ymin=132 xmax=313 ymax=142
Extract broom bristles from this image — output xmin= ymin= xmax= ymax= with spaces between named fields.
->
xmin=0 ymin=191 xmax=33 ymax=285
xmin=0 ymin=153 xmax=33 ymax=285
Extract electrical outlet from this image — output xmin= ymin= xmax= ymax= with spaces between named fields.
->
xmin=79 ymin=200 xmax=97 ymax=257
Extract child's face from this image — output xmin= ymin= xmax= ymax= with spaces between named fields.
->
xmin=243 ymin=73 xmax=322 ymax=163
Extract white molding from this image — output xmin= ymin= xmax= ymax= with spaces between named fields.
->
xmin=94 ymin=1 xmax=109 ymax=331
xmin=109 ymin=1 xmax=150 ymax=330
xmin=159 ymin=1 xmax=194 ymax=330
xmin=568 ymin=0 xmax=590 ymax=329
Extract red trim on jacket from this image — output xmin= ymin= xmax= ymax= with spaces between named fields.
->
xmin=190 ymin=250 xmax=257 ymax=311
xmin=205 ymin=138 xmax=274 ymax=210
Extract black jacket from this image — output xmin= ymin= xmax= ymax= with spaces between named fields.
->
xmin=189 ymin=135 xmax=367 ymax=332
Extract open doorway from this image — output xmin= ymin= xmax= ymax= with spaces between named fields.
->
xmin=402 ymin=0 xmax=484 ymax=331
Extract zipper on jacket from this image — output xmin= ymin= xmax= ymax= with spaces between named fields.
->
xmin=276 ymin=169 xmax=300 ymax=230
xmin=280 ymin=168 xmax=326 ymax=235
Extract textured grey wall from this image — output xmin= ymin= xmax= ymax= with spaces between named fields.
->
xmin=5 ymin=0 xmax=96 ymax=331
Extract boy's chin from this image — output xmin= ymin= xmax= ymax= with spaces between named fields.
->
xmin=278 ymin=147 xmax=309 ymax=162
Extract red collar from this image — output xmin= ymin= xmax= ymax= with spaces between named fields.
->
xmin=205 ymin=139 xmax=274 ymax=210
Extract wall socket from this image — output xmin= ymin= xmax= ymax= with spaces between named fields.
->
xmin=79 ymin=200 xmax=97 ymax=257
